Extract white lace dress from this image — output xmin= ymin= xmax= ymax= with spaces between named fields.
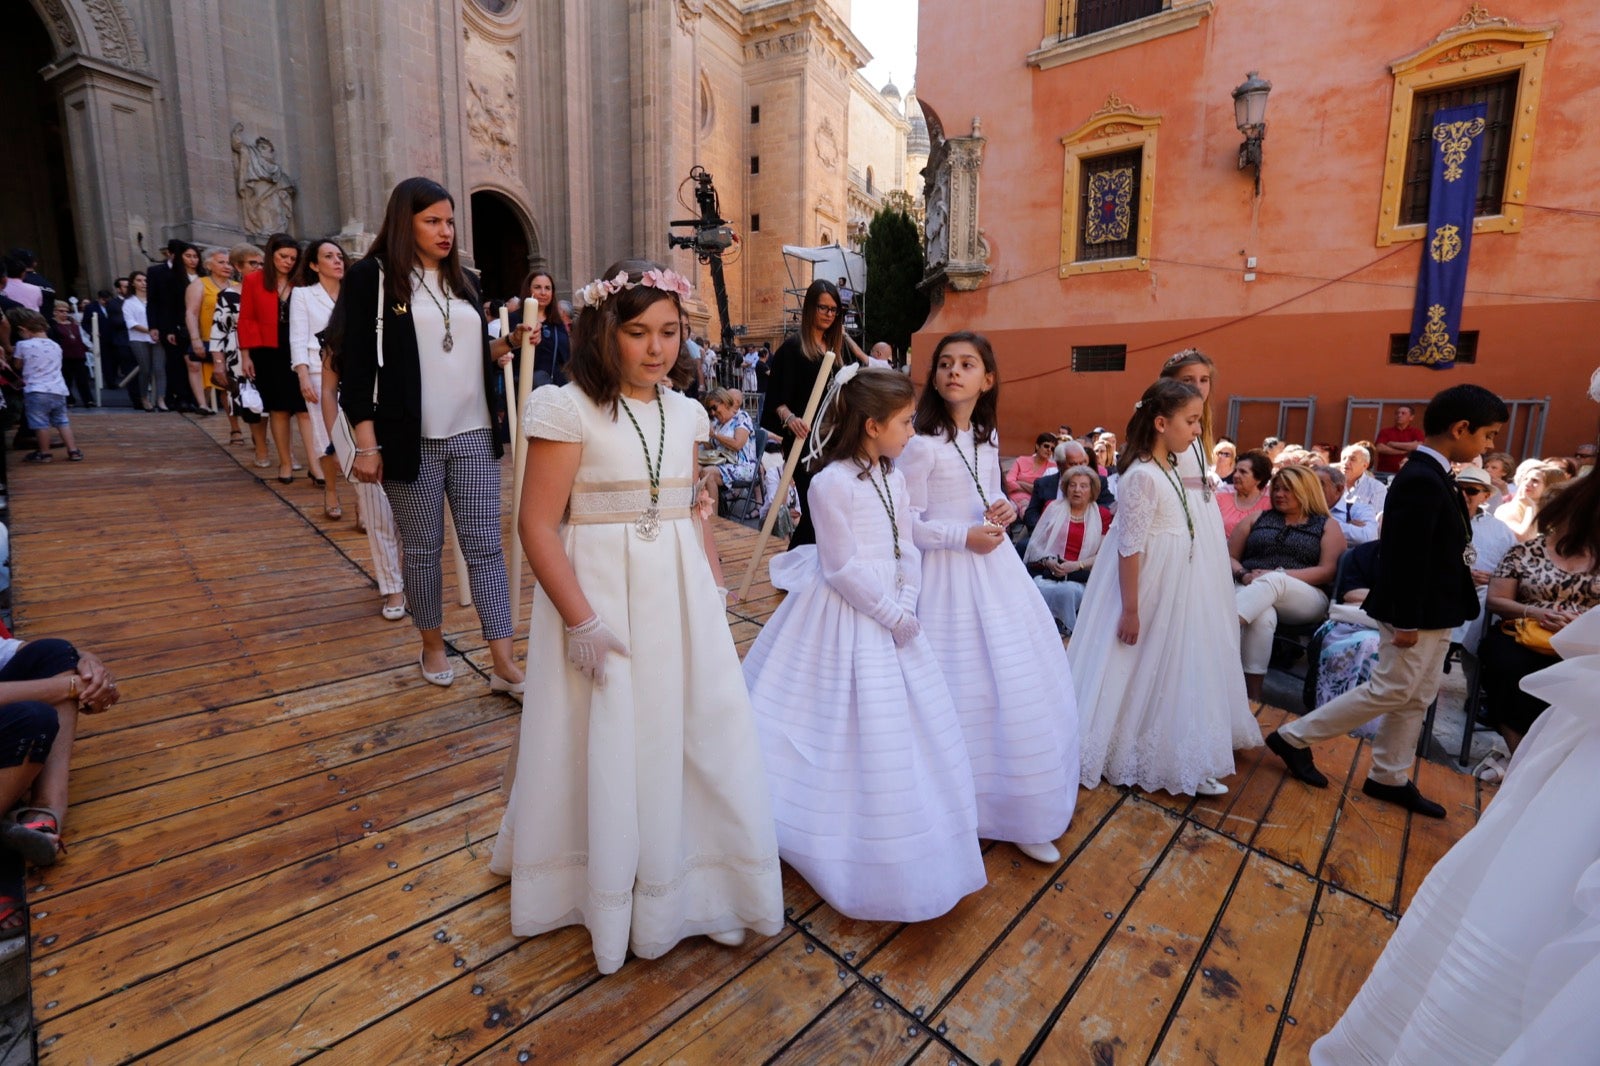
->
xmin=745 ymin=460 xmax=986 ymax=921
xmin=1068 ymin=459 xmax=1262 ymax=795
xmin=1313 ymin=606 xmax=1600 ymax=1065
xmin=488 ymin=383 xmax=784 ymax=974
xmin=899 ymin=430 xmax=1079 ymax=846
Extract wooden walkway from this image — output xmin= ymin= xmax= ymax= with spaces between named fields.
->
xmin=9 ymin=411 xmax=1490 ymax=1065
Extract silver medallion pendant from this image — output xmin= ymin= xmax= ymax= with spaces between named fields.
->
xmin=1463 ymin=543 xmax=1478 ymax=566
xmin=442 ymin=330 xmax=454 ymax=353
xmin=635 ymin=506 xmax=661 ymax=542
xmin=894 ymin=566 xmax=905 ymax=592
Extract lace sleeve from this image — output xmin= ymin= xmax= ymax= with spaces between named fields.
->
xmin=524 ymin=385 xmax=583 ymax=443
xmin=1115 ymin=466 xmax=1158 ymax=558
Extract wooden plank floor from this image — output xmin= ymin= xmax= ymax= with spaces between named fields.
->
xmin=10 ymin=410 xmax=1492 ymax=1065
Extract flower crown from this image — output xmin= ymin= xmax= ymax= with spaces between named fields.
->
xmin=573 ymin=267 xmax=694 ymax=311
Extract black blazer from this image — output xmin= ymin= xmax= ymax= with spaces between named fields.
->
xmin=145 ymin=261 xmax=187 ymax=338
xmin=1024 ymin=472 xmax=1061 ymax=530
xmin=336 ymin=256 xmax=505 ymax=484
xmin=1361 ymin=452 xmax=1479 ymax=631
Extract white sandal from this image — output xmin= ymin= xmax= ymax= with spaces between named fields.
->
xmin=418 ymin=652 xmax=454 ymax=687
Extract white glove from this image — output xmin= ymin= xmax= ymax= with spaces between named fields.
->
xmin=565 ymin=616 xmax=629 ymax=686
xmin=890 ymin=611 xmax=921 ymax=648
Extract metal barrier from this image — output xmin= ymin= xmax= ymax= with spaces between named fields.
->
xmin=1224 ymin=396 xmax=1317 ymax=448
xmin=1342 ymin=396 xmax=1548 ymax=459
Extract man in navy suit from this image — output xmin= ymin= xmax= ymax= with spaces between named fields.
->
xmin=1266 ymin=384 xmax=1508 ymax=817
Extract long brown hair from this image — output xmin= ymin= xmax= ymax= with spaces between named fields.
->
xmin=798 ymin=278 xmax=844 ymax=362
xmin=258 ymin=233 xmax=299 ymax=295
xmin=568 ymin=258 xmax=683 ymax=416
xmin=294 ymin=237 xmax=346 ymax=288
xmin=363 ymin=177 xmax=471 ymax=308
xmin=1159 ymin=348 xmax=1217 ymax=455
xmin=914 ymin=330 xmax=1000 ymax=444
xmin=1537 ymin=460 xmax=1600 ymax=564
xmin=521 ymin=269 xmax=559 ymax=327
xmin=1120 ymin=379 xmax=1202 ymax=474
xmin=813 ymin=368 xmax=915 ymax=475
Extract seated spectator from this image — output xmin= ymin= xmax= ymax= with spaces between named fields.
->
xmin=1340 ymin=443 xmax=1387 ymax=512
xmin=0 ymin=632 xmax=119 ymax=887
xmin=1311 ymin=442 xmax=1335 ymax=464
xmin=1217 ymin=448 xmax=1272 ymax=536
xmin=1542 ymin=455 xmax=1579 ymax=480
xmin=1004 ymin=432 xmax=1057 ymax=511
xmin=1262 ymin=436 xmax=1285 ymax=463
xmin=1482 ymin=468 xmax=1600 ymax=752
xmin=1494 ymin=459 xmax=1568 ymax=542
xmin=1023 ymin=464 xmax=1111 ymax=636
xmin=1482 ymin=450 xmax=1516 ymax=507
xmin=1229 ymin=465 xmax=1347 ymax=701
xmin=1310 ymin=540 xmax=1382 ymax=712
xmin=1022 ymin=438 xmax=1089 ymax=532
xmin=1275 ymin=444 xmax=1316 ymax=469
xmin=1210 ymin=438 xmax=1237 ymax=485
xmin=695 ymin=387 xmax=757 ymax=512
xmin=1316 ymin=463 xmax=1378 ymax=545
xmin=1451 ymin=465 xmax=1518 ymax=654
xmin=1091 ymin=434 xmax=1118 ymax=506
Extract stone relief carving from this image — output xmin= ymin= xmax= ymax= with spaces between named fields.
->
xmin=80 ymin=0 xmax=151 ymax=72
xmin=231 ymin=123 xmax=296 ymax=236
xmin=675 ymin=0 xmax=705 ymax=33
xmin=941 ymin=118 xmax=990 ymax=291
xmin=464 ymin=29 xmax=518 ymax=177
xmin=814 ymin=117 xmax=840 ymax=170
xmin=746 ymin=31 xmax=810 ymax=62
xmin=38 ymin=0 xmax=78 ymax=48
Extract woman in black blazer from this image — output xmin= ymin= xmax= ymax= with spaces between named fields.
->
xmin=337 ymin=177 xmax=530 ymax=694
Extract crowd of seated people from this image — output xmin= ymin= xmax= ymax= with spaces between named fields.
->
xmin=1023 ymin=464 xmax=1111 ymax=636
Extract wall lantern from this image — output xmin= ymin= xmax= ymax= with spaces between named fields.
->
xmin=1232 ymin=71 xmax=1272 ymax=192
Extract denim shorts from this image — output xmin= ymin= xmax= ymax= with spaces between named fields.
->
xmin=24 ymin=391 xmax=69 ymax=430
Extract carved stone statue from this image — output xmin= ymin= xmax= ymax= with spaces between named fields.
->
xmin=231 ymin=123 xmax=295 ymax=236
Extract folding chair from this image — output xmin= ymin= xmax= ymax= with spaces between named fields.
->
xmin=721 ymin=427 xmax=767 ymax=520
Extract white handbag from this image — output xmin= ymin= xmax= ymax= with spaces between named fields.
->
xmin=331 ymin=264 xmax=385 ymax=481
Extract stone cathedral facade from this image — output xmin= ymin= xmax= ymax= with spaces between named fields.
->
xmin=10 ymin=0 xmax=926 ymax=346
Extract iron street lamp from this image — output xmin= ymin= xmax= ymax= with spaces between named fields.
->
xmin=1232 ymin=71 xmax=1272 ymax=192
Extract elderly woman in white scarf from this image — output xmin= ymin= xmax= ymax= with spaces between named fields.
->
xmin=1024 ymin=464 xmax=1112 ymax=636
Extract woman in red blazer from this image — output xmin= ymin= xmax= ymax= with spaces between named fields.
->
xmin=239 ymin=233 xmax=310 ymax=482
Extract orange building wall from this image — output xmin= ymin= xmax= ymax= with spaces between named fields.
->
xmin=912 ymin=1 xmax=1600 ymax=459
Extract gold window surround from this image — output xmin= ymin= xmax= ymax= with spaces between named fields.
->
xmin=1059 ymin=95 xmax=1159 ymax=277
xmin=1376 ymin=5 xmax=1558 ymax=247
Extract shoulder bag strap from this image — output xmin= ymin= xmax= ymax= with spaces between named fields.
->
xmin=373 ymin=263 xmax=384 ymax=404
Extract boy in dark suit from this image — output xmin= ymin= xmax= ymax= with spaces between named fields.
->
xmin=1265 ymin=384 xmax=1508 ymax=817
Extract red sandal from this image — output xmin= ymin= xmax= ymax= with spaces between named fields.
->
xmin=0 ymin=807 xmax=64 ymax=867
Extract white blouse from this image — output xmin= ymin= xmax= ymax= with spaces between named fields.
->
xmin=411 ymin=269 xmax=489 ymax=440
xmin=122 ymin=295 xmax=154 ymax=340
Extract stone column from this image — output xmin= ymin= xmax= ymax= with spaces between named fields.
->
xmin=944 ymin=117 xmax=991 ymax=292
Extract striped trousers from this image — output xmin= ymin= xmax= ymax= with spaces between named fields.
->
xmin=383 ymin=428 xmax=513 ymax=639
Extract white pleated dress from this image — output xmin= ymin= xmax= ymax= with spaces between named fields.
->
xmin=489 ymin=384 xmax=784 ymax=975
xmin=746 ymin=460 xmax=986 ymax=922
xmin=898 ymin=430 xmax=1079 ymax=846
xmin=1068 ymin=459 xmax=1261 ymax=795
xmin=1312 ymin=606 xmax=1600 ymax=1066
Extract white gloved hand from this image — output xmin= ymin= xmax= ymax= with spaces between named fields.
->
xmin=565 ymin=616 xmax=629 ymax=686
xmin=890 ymin=611 xmax=922 ymax=648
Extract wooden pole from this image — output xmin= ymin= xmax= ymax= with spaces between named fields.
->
xmin=735 ymin=350 xmax=836 ymax=602
xmin=508 ymin=311 xmax=538 ymax=631
xmin=500 ymin=307 xmax=524 ymax=627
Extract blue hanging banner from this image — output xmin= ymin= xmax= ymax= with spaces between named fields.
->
xmin=1406 ymin=102 xmax=1488 ymax=369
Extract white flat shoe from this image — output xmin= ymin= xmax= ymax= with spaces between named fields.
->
xmin=418 ymin=653 xmax=454 ymax=687
xmin=489 ymin=674 xmax=525 ymax=697
xmin=381 ymin=598 xmax=407 ymax=621
xmin=1015 ymin=841 xmax=1061 ymax=863
xmin=707 ymin=929 xmax=746 ymax=947
xmin=1196 ymin=776 xmax=1229 ymax=797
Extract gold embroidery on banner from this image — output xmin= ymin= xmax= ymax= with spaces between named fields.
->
xmin=1430 ymin=223 xmax=1463 ymax=262
xmin=1434 ymin=117 xmax=1487 ymax=182
xmin=1407 ymin=304 xmax=1459 ymax=365
xmin=1084 ymin=167 xmax=1134 ymax=244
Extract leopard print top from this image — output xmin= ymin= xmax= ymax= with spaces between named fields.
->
xmin=1494 ymin=536 xmax=1600 ymax=613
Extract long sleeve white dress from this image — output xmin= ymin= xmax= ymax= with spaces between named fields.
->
xmin=489 ymin=383 xmax=784 ymax=975
xmin=744 ymin=459 xmax=986 ymax=921
xmin=898 ymin=429 xmax=1079 ymax=847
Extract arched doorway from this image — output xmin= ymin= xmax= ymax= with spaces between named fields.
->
xmin=2 ymin=7 xmax=81 ymax=294
xmin=469 ymin=190 xmax=536 ymax=302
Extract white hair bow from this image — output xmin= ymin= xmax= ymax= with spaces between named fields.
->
xmin=801 ymin=357 xmax=855 ymax=467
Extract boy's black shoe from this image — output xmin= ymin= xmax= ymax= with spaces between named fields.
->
xmin=1265 ymin=731 xmax=1328 ymax=788
xmin=1362 ymin=778 xmax=1447 ymax=819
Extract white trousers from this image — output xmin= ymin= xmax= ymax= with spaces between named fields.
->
xmin=1278 ymin=625 xmax=1452 ymax=786
xmin=1235 ymin=571 xmax=1330 ymax=675
xmin=302 ymin=369 xmax=332 ymax=455
xmin=355 ymin=479 xmax=404 ymax=595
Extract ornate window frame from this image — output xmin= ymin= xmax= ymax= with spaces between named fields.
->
xmin=1375 ymin=6 xmax=1557 ymax=247
xmin=1030 ymin=1 xmax=1213 ymax=71
xmin=1059 ymin=95 xmax=1159 ymax=277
